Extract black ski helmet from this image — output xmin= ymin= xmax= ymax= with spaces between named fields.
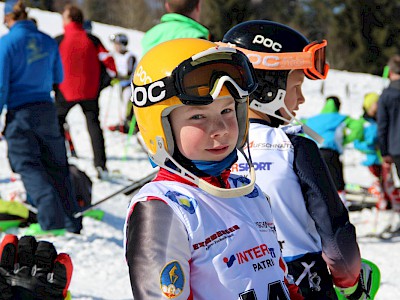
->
xmin=222 ymin=20 xmax=309 ymax=54
xmin=110 ymin=33 xmax=129 ymax=46
xmin=222 ymin=20 xmax=310 ymax=123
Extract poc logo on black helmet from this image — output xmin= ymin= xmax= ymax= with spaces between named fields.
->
xmin=252 ymin=35 xmax=282 ymax=52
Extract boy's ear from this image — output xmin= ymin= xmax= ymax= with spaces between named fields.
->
xmin=165 ymin=2 xmax=171 ymax=12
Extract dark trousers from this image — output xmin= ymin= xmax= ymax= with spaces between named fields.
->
xmin=320 ymin=148 xmax=345 ymax=191
xmin=5 ymin=102 xmax=82 ymax=232
xmin=287 ymin=253 xmax=338 ymax=300
xmin=392 ymin=155 xmax=400 ymax=182
xmin=55 ymin=92 xmax=106 ymax=169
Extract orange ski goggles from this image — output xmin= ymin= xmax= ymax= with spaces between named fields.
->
xmin=216 ymin=40 xmax=329 ymax=80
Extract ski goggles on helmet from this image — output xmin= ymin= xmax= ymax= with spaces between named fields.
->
xmin=216 ymin=40 xmax=329 ymax=80
xmin=131 ymin=46 xmax=258 ymax=107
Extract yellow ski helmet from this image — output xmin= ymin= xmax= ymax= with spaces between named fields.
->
xmin=131 ymin=38 xmax=258 ymax=198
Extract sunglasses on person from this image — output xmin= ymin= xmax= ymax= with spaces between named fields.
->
xmin=216 ymin=40 xmax=329 ymax=80
xmin=131 ymin=46 xmax=258 ymax=107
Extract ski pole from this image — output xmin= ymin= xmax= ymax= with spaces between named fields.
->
xmin=74 ymin=170 xmax=157 ymax=218
xmin=123 ymin=115 xmax=137 ymax=161
xmin=64 ymin=122 xmax=78 ymax=158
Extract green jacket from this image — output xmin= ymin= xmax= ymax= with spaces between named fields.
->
xmin=141 ymin=13 xmax=210 ymax=55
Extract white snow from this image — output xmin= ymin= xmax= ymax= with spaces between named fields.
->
xmin=0 ymin=5 xmax=399 ymax=299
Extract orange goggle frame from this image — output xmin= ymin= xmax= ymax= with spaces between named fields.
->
xmin=216 ymin=40 xmax=329 ymax=80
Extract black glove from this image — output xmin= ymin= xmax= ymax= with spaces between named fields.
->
xmin=0 ymin=234 xmax=72 ymax=300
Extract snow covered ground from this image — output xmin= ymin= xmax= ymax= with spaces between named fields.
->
xmin=1 ymin=5 xmax=399 ymax=299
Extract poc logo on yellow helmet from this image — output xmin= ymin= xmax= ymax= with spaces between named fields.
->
xmin=132 ymin=65 xmax=166 ymax=107
xmin=135 ymin=65 xmax=152 ymax=84
xmin=132 ymin=81 xmax=166 ymax=107
xmin=252 ymin=35 xmax=282 ymax=52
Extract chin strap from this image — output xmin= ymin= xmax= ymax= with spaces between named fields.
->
xmin=250 ymin=89 xmax=324 ymax=144
xmin=150 ymin=137 xmax=256 ymax=198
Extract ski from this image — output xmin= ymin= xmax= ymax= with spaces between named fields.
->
xmin=376 ymin=224 xmax=400 ymax=240
xmin=345 ymin=183 xmax=370 ymax=195
xmin=0 ymin=173 xmax=20 ymax=184
xmin=74 ymin=170 xmax=157 ymax=218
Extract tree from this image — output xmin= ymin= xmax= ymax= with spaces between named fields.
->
xmin=328 ymin=0 xmax=400 ymax=74
xmin=201 ymin=0 xmax=252 ymax=41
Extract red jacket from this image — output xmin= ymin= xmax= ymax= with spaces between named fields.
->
xmin=57 ymin=22 xmax=116 ymax=101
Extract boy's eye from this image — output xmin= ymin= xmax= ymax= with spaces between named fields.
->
xmin=190 ymin=114 xmax=203 ymax=120
xmin=222 ymin=108 xmax=234 ymax=114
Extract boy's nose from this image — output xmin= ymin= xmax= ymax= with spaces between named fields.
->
xmin=210 ymin=118 xmax=229 ymax=137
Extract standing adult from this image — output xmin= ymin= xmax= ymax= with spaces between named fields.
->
xmin=0 ymin=0 xmax=82 ymax=235
xmin=378 ymin=54 xmax=400 ymax=181
xmin=141 ymin=0 xmax=211 ymax=55
xmin=54 ymin=4 xmax=117 ymax=178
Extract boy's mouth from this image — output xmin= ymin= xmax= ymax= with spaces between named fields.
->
xmin=206 ymin=145 xmax=230 ymax=155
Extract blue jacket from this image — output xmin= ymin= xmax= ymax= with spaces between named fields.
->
xmin=305 ymin=99 xmax=364 ymax=154
xmin=354 ymin=116 xmax=381 ymax=166
xmin=0 ymin=20 xmax=63 ymax=112
xmin=377 ymin=79 xmax=400 ymax=157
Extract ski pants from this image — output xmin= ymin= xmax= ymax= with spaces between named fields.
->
xmin=55 ymin=92 xmax=107 ymax=170
xmin=5 ymin=102 xmax=82 ymax=232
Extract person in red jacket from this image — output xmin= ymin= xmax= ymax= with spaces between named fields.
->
xmin=54 ymin=4 xmax=117 ymax=178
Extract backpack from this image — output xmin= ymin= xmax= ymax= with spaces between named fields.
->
xmin=69 ymin=164 xmax=92 ymax=208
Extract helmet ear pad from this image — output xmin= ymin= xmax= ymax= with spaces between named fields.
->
xmin=251 ymin=70 xmax=289 ymax=104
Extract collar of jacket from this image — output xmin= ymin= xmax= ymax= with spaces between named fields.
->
xmin=153 ymin=167 xmax=231 ymax=189
xmin=63 ymin=21 xmax=84 ymax=33
xmin=160 ymin=13 xmax=209 ymax=35
xmin=9 ymin=19 xmax=36 ymax=32
xmin=389 ymin=79 xmax=400 ymax=91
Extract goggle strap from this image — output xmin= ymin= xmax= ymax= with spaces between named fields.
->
xmin=132 ymin=77 xmax=177 ymax=107
xmin=217 ymin=41 xmax=328 ymax=79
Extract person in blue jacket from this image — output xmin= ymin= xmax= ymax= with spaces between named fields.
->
xmin=354 ymin=92 xmax=393 ymax=209
xmin=305 ymin=96 xmax=364 ymax=207
xmin=0 ymin=0 xmax=82 ymax=235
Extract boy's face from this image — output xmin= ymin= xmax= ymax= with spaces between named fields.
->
xmin=367 ymin=101 xmax=378 ymax=117
xmin=280 ymin=70 xmax=305 ymax=120
xmin=170 ymin=96 xmax=239 ymax=162
xmin=114 ymin=43 xmax=124 ymax=53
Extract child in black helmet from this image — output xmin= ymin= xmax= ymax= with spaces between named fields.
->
xmin=108 ymin=33 xmax=137 ymax=134
xmin=221 ymin=20 xmax=375 ymax=299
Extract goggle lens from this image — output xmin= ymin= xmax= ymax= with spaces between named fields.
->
xmin=181 ymin=60 xmax=253 ymax=99
xmin=303 ymin=40 xmax=328 ymax=80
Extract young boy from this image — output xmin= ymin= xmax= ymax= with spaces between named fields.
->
xmin=124 ymin=38 xmax=303 ymax=299
xmin=354 ymin=92 xmax=400 ymax=212
xmin=220 ymin=20 xmax=373 ymax=299
xmin=108 ymin=33 xmax=137 ymax=134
